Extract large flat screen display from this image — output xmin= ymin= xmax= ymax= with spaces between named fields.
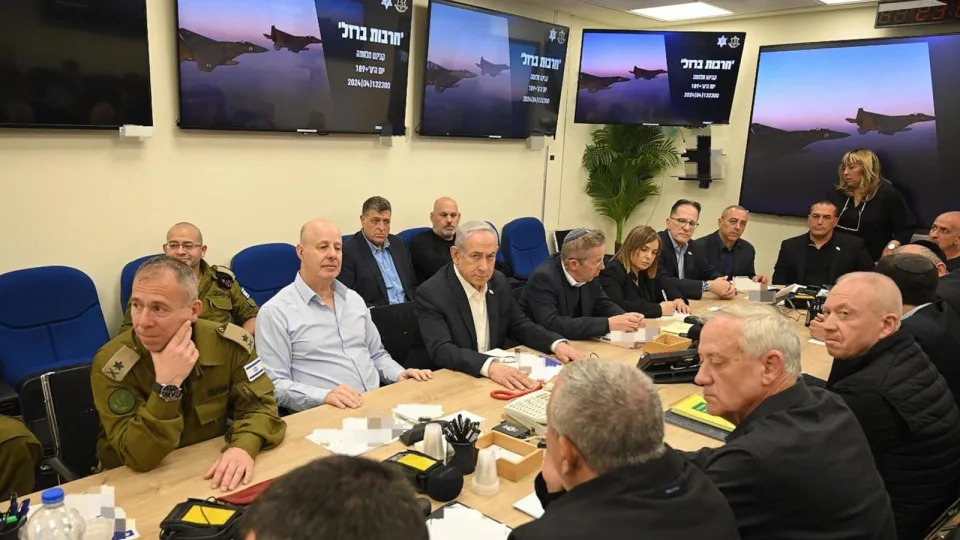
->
xmin=419 ymin=0 xmax=569 ymax=138
xmin=0 ymin=0 xmax=153 ymax=128
xmin=740 ymin=34 xmax=960 ymax=227
xmin=575 ymin=30 xmax=745 ymax=127
xmin=175 ymin=0 xmax=412 ymax=134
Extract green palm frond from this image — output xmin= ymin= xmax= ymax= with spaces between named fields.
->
xmin=582 ymin=124 xmax=680 ymax=244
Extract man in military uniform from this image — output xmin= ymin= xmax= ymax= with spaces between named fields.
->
xmin=0 ymin=415 xmax=41 ymax=495
xmin=119 ymin=222 xmax=258 ymax=335
xmin=92 ymin=256 xmax=285 ymax=492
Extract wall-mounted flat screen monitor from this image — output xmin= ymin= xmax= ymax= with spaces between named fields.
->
xmin=0 ymin=0 xmax=153 ymax=129
xmin=740 ymin=33 xmax=960 ymax=227
xmin=175 ymin=0 xmax=412 ymax=134
xmin=575 ymin=29 xmax=745 ymax=127
xmin=419 ymin=0 xmax=569 ymax=138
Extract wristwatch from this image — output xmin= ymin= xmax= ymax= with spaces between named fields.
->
xmin=887 ymin=242 xmax=898 ymax=251
xmin=702 ymin=281 xmax=711 ymax=292
xmin=152 ymin=382 xmax=183 ymax=402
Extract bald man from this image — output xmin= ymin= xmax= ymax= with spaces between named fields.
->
xmin=409 ymin=197 xmax=462 ymax=283
xmin=256 ymin=220 xmax=432 ymax=412
xmin=929 ymin=211 xmax=960 ymax=272
xmin=821 ymin=272 xmax=960 ymax=540
xmin=120 ymin=222 xmax=258 ymax=334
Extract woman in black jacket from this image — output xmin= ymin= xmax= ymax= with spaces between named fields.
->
xmin=827 ymin=149 xmax=914 ymax=261
xmin=599 ymin=225 xmax=688 ymax=318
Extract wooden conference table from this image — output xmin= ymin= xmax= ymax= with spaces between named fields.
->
xmin=15 ymin=297 xmax=831 ymax=537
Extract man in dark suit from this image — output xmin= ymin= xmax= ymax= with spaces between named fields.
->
xmin=897 ymin=242 xmax=960 ymax=317
xmin=340 ymin=196 xmax=417 ymax=307
xmin=520 ymin=229 xmax=643 ymax=340
xmin=658 ymin=199 xmax=735 ymax=300
xmin=697 ymin=205 xmax=768 ymax=284
xmin=876 ymin=253 xmax=960 ymax=411
xmin=772 ymin=201 xmax=873 ymax=287
xmin=415 ymin=221 xmax=586 ymax=390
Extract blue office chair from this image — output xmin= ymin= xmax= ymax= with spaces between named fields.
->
xmin=0 ymin=266 xmax=109 ymax=388
xmin=231 ymin=243 xmax=300 ymax=306
xmin=119 ymin=254 xmax=159 ymax=310
xmin=397 ymin=227 xmax=430 ymax=246
xmin=501 ymin=217 xmax=550 ymax=279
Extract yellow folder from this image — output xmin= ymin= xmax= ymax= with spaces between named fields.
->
xmin=669 ymin=394 xmax=735 ymax=432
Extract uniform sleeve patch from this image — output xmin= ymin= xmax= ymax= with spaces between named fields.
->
xmin=244 ymin=357 xmax=265 ymax=382
xmin=220 ymin=323 xmax=254 ymax=353
xmin=108 ymin=388 xmax=137 ymax=415
xmin=101 ymin=346 xmax=140 ymax=382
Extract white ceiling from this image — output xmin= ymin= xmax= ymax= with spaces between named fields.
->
xmin=515 ymin=0 xmax=879 ymax=28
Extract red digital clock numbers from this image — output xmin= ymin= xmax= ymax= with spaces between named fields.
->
xmin=875 ymin=0 xmax=960 ymax=27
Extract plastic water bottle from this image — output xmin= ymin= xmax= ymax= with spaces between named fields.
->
xmin=19 ymin=487 xmax=86 ymax=540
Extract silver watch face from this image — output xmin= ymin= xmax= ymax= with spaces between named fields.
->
xmin=159 ymin=384 xmax=182 ymax=401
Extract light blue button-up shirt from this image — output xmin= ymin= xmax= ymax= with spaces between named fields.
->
xmin=365 ymin=235 xmax=407 ymax=305
xmin=669 ymin=233 xmax=688 ymax=279
xmin=255 ymin=273 xmax=405 ymax=412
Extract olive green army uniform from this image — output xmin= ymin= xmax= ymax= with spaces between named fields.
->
xmin=119 ymin=260 xmax=259 ymax=332
xmin=91 ymin=320 xmax=286 ymax=472
xmin=0 ymin=415 xmax=42 ymax=495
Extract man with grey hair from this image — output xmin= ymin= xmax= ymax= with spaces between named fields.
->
xmin=697 ymin=205 xmax=767 ymax=283
xmin=519 ymin=228 xmax=643 ymax=340
xmin=415 ymin=221 xmax=586 ymax=389
xmin=685 ymin=302 xmax=895 ymax=540
xmin=509 ymin=359 xmax=738 ymax=540
xmin=821 ymin=272 xmax=960 ymax=540
xmin=341 ymin=196 xmax=417 ymax=307
xmin=92 ymin=255 xmax=286 ymax=487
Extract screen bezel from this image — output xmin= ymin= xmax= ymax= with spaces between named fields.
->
xmin=737 ymin=31 xmax=960 ymax=224
xmin=573 ymin=28 xmax=744 ymax=128
xmin=172 ymin=0 xmax=409 ymax=135
xmin=0 ymin=0 xmax=153 ymax=130
xmin=417 ymin=0 xmax=569 ymax=140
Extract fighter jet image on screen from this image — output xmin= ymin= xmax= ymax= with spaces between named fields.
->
xmin=845 ymin=107 xmax=936 ymax=136
xmin=630 ymin=67 xmax=667 ymax=80
xmin=263 ymin=25 xmax=321 ymax=53
xmin=425 ymin=61 xmax=477 ymax=93
xmin=748 ymin=123 xmax=850 ymax=154
xmin=476 ymin=57 xmax=510 ymax=77
xmin=179 ymin=28 xmax=267 ymax=72
xmin=578 ymin=72 xmax=629 ymax=93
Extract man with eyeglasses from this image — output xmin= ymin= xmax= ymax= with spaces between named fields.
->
xmin=697 ymin=205 xmax=768 ymax=284
xmin=658 ymin=200 xmax=735 ymax=300
xmin=341 ymin=196 xmax=417 ymax=307
xmin=520 ymin=229 xmax=643 ymax=340
xmin=772 ymin=201 xmax=873 ymax=287
xmin=928 ymin=212 xmax=960 ymax=273
xmin=119 ymin=222 xmax=259 ymax=335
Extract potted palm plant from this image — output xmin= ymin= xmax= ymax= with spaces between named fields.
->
xmin=582 ymin=124 xmax=681 ymax=250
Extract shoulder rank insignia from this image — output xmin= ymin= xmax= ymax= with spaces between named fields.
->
xmin=101 ymin=345 xmax=140 ymax=382
xmin=219 ymin=323 xmax=254 ymax=353
xmin=213 ymin=265 xmax=236 ymax=291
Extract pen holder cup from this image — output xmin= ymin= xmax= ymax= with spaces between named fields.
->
xmin=0 ymin=515 xmax=25 ymax=540
xmin=450 ymin=442 xmax=478 ymax=475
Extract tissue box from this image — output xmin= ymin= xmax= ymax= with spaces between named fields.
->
xmin=641 ymin=333 xmax=692 ymax=354
xmin=475 ymin=432 xmax=543 ymax=482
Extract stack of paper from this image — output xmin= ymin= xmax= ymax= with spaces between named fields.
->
xmin=306 ymin=417 xmax=406 ymax=456
xmin=426 ymin=503 xmax=511 ymax=540
xmin=513 ymin=492 xmax=545 ymax=519
xmin=660 ymin=322 xmax=694 ymax=335
xmin=44 ymin=486 xmax=141 ymax=539
xmin=393 ymin=404 xmax=444 ymax=423
xmin=482 ymin=350 xmax=562 ymax=381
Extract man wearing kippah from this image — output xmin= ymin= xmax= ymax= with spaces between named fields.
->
xmin=520 ymin=228 xmax=644 ymax=340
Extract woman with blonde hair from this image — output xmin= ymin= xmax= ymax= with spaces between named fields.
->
xmin=599 ymin=225 xmax=689 ymax=318
xmin=826 ymin=148 xmax=913 ymax=261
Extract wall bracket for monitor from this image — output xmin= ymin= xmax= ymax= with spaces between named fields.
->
xmin=378 ymin=123 xmax=406 ymax=147
xmin=118 ymin=125 xmax=153 ymax=141
xmin=678 ymin=135 xmax=720 ymax=189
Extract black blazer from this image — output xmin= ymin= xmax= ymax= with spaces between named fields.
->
xmin=518 ymin=255 xmax=624 ymax=340
xmin=415 ymin=264 xmax=563 ymax=376
xmin=656 ymin=230 xmax=722 ymax=300
xmin=901 ymin=299 xmax=960 ymax=412
xmin=771 ymin=231 xmax=873 ymax=286
xmin=340 ymin=232 xmax=417 ymax=307
xmin=598 ymin=258 xmax=684 ymax=318
xmin=696 ymin=230 xmax=757 ymax=279
xmin=939 ymin=270 xmax=960 ymax=317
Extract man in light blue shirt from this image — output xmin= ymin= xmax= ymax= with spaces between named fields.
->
xmin=257 ymin=219 xmax=432 ymax=411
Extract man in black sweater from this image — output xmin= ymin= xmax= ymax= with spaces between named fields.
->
xmin=509 ymin=359 xmax=739 ymax=540
xmin=929 ymin=211 xmax=960 ymax=272
xmin=520 ymin=229 xmax=643 ymax=340
xmin=685 ymin=303 xmax=895 ymax=540
xmin=822 ymin=272 xmax=960 ymax=540
xmin=409 ymin=197 xmax=461 ymax=284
